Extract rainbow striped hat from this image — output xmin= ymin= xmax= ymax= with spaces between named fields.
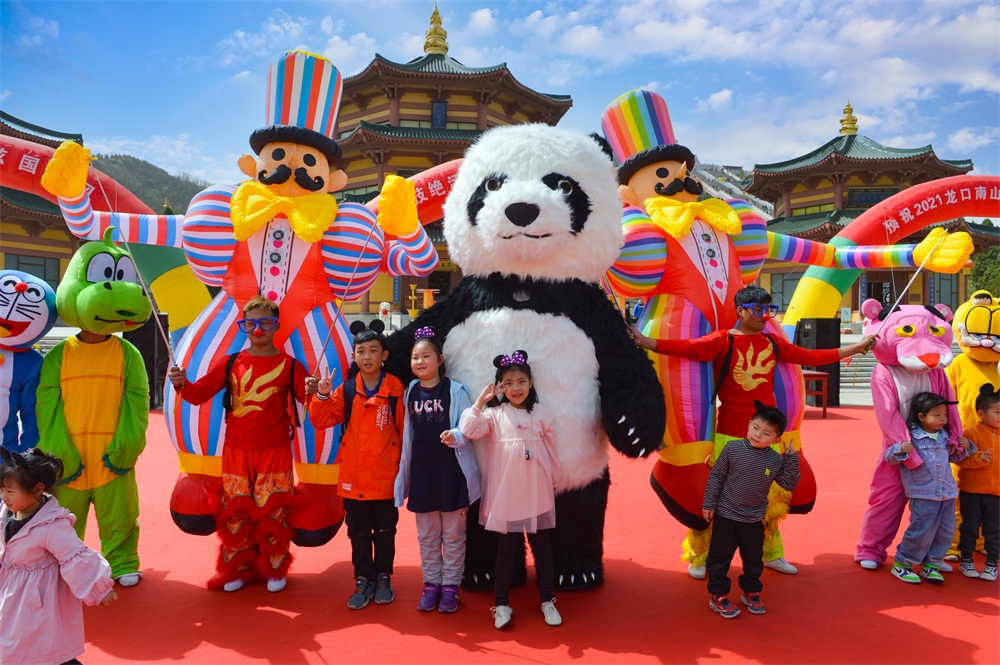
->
xmin=249 ymin=50 xmax=343 ymax=164
xmin=601 ymin=89 xmax=695 ymax=184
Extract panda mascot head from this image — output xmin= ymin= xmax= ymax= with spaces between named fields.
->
xmin=443 ymin=124 xmax=623 ymax=281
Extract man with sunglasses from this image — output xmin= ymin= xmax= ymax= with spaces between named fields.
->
xmin=168 ymin=295 xmax=311 ymax=594
xmin=631 ymin=285 xmax=873 ymax=577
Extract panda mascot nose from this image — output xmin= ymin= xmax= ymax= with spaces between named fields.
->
xmin=505 ymin=202 xmax=540 ymax=227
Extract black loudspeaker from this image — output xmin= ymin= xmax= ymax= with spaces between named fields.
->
xmin=123 ymin=313 xmax=170 ymax=410
xmin=793 ymin=318 xmax=841 ymax=408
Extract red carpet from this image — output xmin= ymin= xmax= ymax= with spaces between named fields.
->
xmin=76 ymin=405 xmax=999 ymax=664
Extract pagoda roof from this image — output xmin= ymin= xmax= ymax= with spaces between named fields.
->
xmin=345 ymin=53 xmax=572 ymax=107
xmin=0 ymin=186 xmax=61 ymax=218
xmin=767 ymin=209 xmax=864 ymax=236
xmin=339 ymin=120 xmax=483 ymax=148
xmin=0 ymin=110 xmax=83 ymax=149
xmin=745 ymin=134 xmax=972 ymax=192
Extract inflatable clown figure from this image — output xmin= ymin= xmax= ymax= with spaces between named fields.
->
xmin=0 ymin=270 xmax=58 ymax=453
xmin=37 ymin=229 xmax=152 ymax=585
xmin=40 ymin=50 xmax=438 ymax=546
xmin=602 ymin=89 xmax=974 ymax=577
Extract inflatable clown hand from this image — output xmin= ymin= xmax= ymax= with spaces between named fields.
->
xmin=913 ymin=227 xmax=974 ymax=274
xmin=376 ymin=174 xmax=420 ymax=237
xmin=40 ymin=140 xmax=94 ymax=200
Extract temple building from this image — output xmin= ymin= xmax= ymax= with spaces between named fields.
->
xmin=0 ymin=111 xmax=83 ymax=292
xmin=335 ymin=4 xmax=572 ymax=314
xmin=745 ymin=102 xmax=998 ymax=317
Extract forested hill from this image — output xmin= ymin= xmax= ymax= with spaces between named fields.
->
xmin=92 ymin=153 xmax=210 ymax=214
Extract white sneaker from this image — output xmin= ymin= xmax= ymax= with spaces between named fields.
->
xmin=981 ymin=564 xmax=998 ymax=582
xmin=267 ymin=578 xmax=287 ymax=593
xmin=223 ymin=579 xmax=245 ymax=592
xmin=541 ymin=599 xmax=562 ymax=626
xmin=938 ymin=561 xmax=953 ymax=573
xmin=115 ymin=572 xmax=141 ymax=587
xmin=943 ymin=553 xmax=960 ymax=562
xmin=491 ymin=605 xmax=513 ymax=630
xmin=763 ymin=557 xmax=798 ymax=574
xmin=859 ymin=559 xmax=879 ymax=570
xmin=687 ymin=564 xmax=707 ymax=579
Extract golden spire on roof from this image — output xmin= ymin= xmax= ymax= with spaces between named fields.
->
xmin=424 ymin=3 xmax=449 ymax=55
xmin=840 ymin=100 xmax=858 ymax=136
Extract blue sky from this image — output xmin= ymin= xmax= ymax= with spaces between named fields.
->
xmin=2 ymin=0 xmax=998 ymax=186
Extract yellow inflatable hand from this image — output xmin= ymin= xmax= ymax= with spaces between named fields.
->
xmin=40 ymin=140 xmax=95 ymax=199
xmin=913 ymin=227 xmax=974 ymax=274
xmin=376 ymin=174 xmax=420 ymax=237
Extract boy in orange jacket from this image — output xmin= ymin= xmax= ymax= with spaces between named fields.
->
xmin=957 ymin=383 xmax=999 ymax=581
xmin=308 ymin=320 xmax=405 ymax=608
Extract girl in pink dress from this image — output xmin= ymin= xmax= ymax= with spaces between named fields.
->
xmin=1 ymin=448 xmax=117 ymax=665
xmin=459 ymin=351 xmax=563 ymax=630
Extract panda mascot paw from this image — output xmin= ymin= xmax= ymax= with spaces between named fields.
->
xmin=386 ymin=124 xmax=666 ymax=590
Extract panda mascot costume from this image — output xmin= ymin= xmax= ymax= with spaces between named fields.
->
xmin=386 ymin=124 xmax=665 ymax=589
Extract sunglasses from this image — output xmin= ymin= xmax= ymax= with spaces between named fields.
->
xmin=739 ymin=303 xmax=779 ymax=317
xmin=236 ymin=316 xmax=278 ymax=333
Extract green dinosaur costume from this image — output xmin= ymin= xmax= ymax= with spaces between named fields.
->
xmin=37 ymin=227 xmax=152 ymax=578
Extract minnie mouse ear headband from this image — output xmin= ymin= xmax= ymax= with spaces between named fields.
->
xmin=0 ymin=446 xmax=28 ymax=468
xmin=349 ymin=319 xmax=386 ymax=336
xmin=980 ymin=383 xmax=999 ymax=398
xmin=494 ymin=350 xmax=528 ymax=368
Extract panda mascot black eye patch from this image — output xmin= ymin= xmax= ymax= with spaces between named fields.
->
xmin=385 ymin=123 xmax=665 ymax=591
xmin=542 ymin=173 xmax=591 ymax=234
xmin=466 ymin=173 xmax=508 ymax=226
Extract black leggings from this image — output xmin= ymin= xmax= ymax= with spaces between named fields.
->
xmin=494 ymin=529 xmax=554 ymax=606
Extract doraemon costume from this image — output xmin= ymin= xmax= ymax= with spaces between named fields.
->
xmin=0 ymin=270 xmax=57 ymax=453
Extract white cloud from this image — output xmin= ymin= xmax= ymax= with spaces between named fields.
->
xmin=217 ymin=9 xmax=312 ymax=65
xmin=0 ymin=90 xmax=10 ymax=102
xmin=467 ymin=9 xmax=496 ymax=36
xmin=89 ymin=134 xmax=242 ymax=185
xmin=696 ymin=89 xmax=733 ymax=112
xmin=25 ymin=14 xmax=58 ymax=39
xmin=322 ymin=32 xmax=379 ymax=75
xmin=881 ymin=132 xmax=936 ymax=149
xmin=947 ymin=127 xmax=1000 ymax=153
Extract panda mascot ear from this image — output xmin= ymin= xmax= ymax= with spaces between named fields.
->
xmin=349 ymin=320 xmax=367 ymax=336
xmin=368 ymin=319 xmax=386 ymax=335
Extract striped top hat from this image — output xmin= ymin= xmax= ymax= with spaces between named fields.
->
xmin=250 ymin=50 xmax=343 ymax=165
xmin=601 ymin=89 xmax=695 ymax=184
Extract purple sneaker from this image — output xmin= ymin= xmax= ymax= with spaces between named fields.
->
xmin=438 ymin=584 xmax=460 ymax=613
xmin=417 ymin=583 xmax=441 ymax=612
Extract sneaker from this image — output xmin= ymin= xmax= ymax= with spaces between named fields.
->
xmin=267 ymin=578 xmax=286 ymax=593
xmin=891 ymin=563 xmax=921 ymax=584
xmin=981 ymin=564 xmax=998 ymax=582
xmin=223 ymin=579 xmax=245 ymax=593
xmin=919 ymin=564 xmax=944 ymax=584
xmin=763 ymin=557 xmax=798 ymax=575
xmin=438 ymin=584 xmax=460 ymax=613
xmin=374 ymin=573 xmax=395 ymax=605
xmin=541 ymin=599 xmax=562 ymax=626
xmin=491 ymin=604 xmax=513 ymax=630
xmin=115 ymin=572 xmax=142 ymax=587
xmin=944 ymin=553 xmax=960 ymax=562
xmin=938 ymin=561 xmax=953 ymax=573
xmin=960 ymin=560 xmax=980 ymax=578
xmin=687 ymin=564 xmax=706 ymax=579
xmin=417 ymin=583 xmax=441 ymax=612
xmin=859 ymin=559 xmax=879 ymax=571
xmin=347 ymin=577 xmax=375 ymax=609
xmin=740 ymin=593 xmax=766 ymax=615
xmin=709 ymin=594 xmax=741 ymax=618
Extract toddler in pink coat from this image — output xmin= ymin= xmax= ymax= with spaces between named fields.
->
xmin=1 ymin=448 xmax=117 ymax=664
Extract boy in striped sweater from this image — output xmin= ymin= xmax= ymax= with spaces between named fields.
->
xmin=702 ymin=401 xmax=799 ymax=618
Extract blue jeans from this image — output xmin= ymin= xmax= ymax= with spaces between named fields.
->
xmin=895 ymin=498 xmax=956 ymax=568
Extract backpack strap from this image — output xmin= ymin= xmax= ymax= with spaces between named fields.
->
xmin=711 ymin=332 xmax=779 ymax=404
xmin=221 ymin=353 xmax=239 ymax=417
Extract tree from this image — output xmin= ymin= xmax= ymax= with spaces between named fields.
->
xmin=970 ymin=244 xmax=1000 ymax=295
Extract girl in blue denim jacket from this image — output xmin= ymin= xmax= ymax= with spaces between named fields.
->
xmin=885 ymin=392 xmax=973 ymax=584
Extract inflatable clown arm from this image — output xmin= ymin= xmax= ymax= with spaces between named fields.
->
xmin=35 ymin=344 xmax=83 ymax=482
xmin=321 ymin=204 xmax=391 ymax=301
xmin=51 ymin=191 xmax=186 ymax=247
xmin=383 ymin=223 xmax=438 ymax=277
xmin=39 ymin=140 xmax=93 ymax=200
xmin=101 ymin=341 xmax=149 ymax=474
xmin=606 ymin=206 xmax=668 ymax=298
xmin=766 ymin=228 xmax=972 ymax=273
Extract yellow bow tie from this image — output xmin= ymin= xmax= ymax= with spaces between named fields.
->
xmin=643 ymin=197 xmax=743 ymax=239
xmin=230 ymin=181 xmax=337 ymax=244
